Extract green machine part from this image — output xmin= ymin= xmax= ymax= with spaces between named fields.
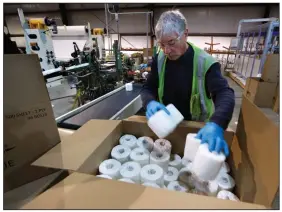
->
xmin=113 ymin=40 xmax=122 ymax=73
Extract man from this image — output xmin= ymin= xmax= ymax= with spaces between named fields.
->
xmin=141 ymin=10 xmax=235 ymax=156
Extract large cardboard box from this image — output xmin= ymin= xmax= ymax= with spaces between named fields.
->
xmin=273 ymin=83 xmax=279 ymax=114
xmin=21 ymin=96 xmax=279 ymax=209
xmin=244 ymin=77 xmax=277 ymax=108
xmin=4 ymin=55 xmax=61 ymax=192
xmin=261 ymin=54 xmax=279 ymax=83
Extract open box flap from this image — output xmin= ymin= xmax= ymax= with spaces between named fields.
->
xmin=32 ymin=120 xmax=121 ymax=173
xmin=22 ymin=172 xmax=265 ymax=209
xmin=230 ymin=95 xmax=279 ymax=207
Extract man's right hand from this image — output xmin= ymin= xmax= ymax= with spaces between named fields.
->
xmin=146 ymin=100 xmax=170 ymax=119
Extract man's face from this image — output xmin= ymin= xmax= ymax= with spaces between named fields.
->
xmin=157 ymin=30 xmax=188 ymax=60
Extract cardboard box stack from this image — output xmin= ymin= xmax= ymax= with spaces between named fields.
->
xmin=19 ymin=94 xmax=279 ymax=209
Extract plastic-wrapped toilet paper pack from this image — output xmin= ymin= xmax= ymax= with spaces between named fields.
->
xmin=130 ymin=147 xmax=150 ymax=167
xmin=193 ymin=179 xmax=219 ymax=197
xmin=96 ymin=174 xmax=112 ymax=179
xmin=178 ymin=167 xmax=195 ymax=189
xmin=120 ymin=161 xmax=141 ymax=183
xmin=119 ymin=134 xmax=137 ymax=149
xmin=148 ymin=110 xmax=174 ymax=138
xmin=111 ymin=145 xmax=131 ymax=164
xmin=217 ymin=190 xmax=239 ymax=201
xmin=169 ymin=154 xmax=182 ymax=170
xmin=166 ymin=104 xmax=184 ymax=125
xmin=181 ymin=158 xmax=193 ymax=168
xmin=217 ymin=173 xmax=235 ymax=191
xmin=192 ymin=143 xmax=226 ymax=181
xmin=164 ymin=167 xmax=179 ymax=186
xmin=142 ymin=182 xmax=160 ymax=188
xmin=150 ymin=151 xmax=170 ymax=172
xmin=140 ymin=164 xmax=164 ymax=187
xmin=167 ymin=181 xmax=189 ymax=193
xmin=125 ymin=83 xmax=133 ymax=91
xmin=137 ymin=136 xmax=154 ymax=152
xmin=99 ymin=159 xmax=121 ymax=179
xmin=153 ymin=139 xmax=172 ymax=155
xmin=183 ymin=133 xmax=201 ymax=162
xmin=118 ymin=178 xmax=135 ymax=184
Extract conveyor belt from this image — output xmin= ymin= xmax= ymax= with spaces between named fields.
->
xmin=58 ymin=84 xmax=143 ymax=129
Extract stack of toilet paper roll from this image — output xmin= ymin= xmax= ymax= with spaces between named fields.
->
xmin=119 ymin=134 xmax=137 ymax=149
xmin=150 ymin=151 xmax=170 ymax=172
xmin=153 ymin=139 xmax=172 ymax=155
xmin=130 ymin=147 xmax=150 ymax=167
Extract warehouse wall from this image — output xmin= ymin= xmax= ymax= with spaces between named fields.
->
xmin=4 ymin=4 xmax=280 ymax=53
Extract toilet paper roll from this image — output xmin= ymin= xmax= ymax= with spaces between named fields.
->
xmin=178 ymin=167 xmax=195 ymax=189
xmin=137 ymin=136 xmax=154 ymax=152
xmin=169 ymin=154 xmax=182 ymax=170
xmin=148 ymin=110 xmax=175 ymax=138
xmin=118 ymin=178 xmax=135 ymax=184
xmin=130 ymin=147 xmax=150 ymax=167
xmin=99 ymin=159 xmax=121 ymax=179
xmin=111 ymin=145 xmax=131 ymax=164
xmin=183 ymin=133 xmax=201 ymax=162
xmin=140 ymin=164 xmax=164 ymax=187
xmin=96 ymin=174 xmax=112 ymax=180
xmin=207 ymin=180 xmax=219 ymax=196
xmin=166 ymin=104 xmax=184 ymax=125
xmin=192 ymin=143 xmax=226 ymax=181
xmin=220 ymin=162 xmax=230 ymax=174
xmin=142 ymin=182 xmax=160 ymax=188
xmin=167 ymin=181 xmax=189 ymax=192
xmin=150 ymin=151 xmax=170 ymax=172
xmin=125 ymin=83 xmax=133 ymax=91
xmin=119 ymin=134 xmax=137 ymax=149
xmin=181 ymin=158 xmax=193 ymax=168
xmin=120 ymin=161 xmax=141 ymax=183
xmin=217 ymin=190 xmax=239 ymax=201
xmin=164 ymin=167 xmax=179 ymax=186
xmin=217 ymin=173 xmax=235 ymax=191
xmin=153 ymin=139 xmax=172 ymax=155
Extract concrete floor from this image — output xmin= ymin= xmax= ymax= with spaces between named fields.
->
xmin=4 ymin=76 xmax=278 ymax=209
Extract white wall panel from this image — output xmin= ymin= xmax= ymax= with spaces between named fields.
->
xmin=154 ymin=6 xmax=265 ymax=33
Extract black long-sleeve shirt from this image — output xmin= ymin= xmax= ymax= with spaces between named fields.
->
xmin=141 ymin=45 xmax=235 ymax=130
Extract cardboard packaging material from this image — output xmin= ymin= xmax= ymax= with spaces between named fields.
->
xmin=272 ymin=83 xmax=279 ymax=114
xmin=22 ymin=95 xmax=279 ymax=209
xmin=244 ymin=77 xmax=277 ymax=108
xmin=261 ymin=54 xmax=279 ymax=83
xmin=4 ymin=55 xmax=61 ymax=192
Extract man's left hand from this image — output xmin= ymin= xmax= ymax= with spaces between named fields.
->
xmin=196 ymin=122 xmax=229 ymax=156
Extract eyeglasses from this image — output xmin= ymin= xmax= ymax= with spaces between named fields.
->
xmin=157 ymin=32 xmax=184 ymax=49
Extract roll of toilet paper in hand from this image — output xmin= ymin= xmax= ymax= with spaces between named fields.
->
xmin=130 ymin=147 xmax=150 ymax=167
xmin=150 ymin=151 xmax=170 ymax=172
xmin=181 ymin=157 xmax=193 ymax=168
xmin=183 ymin=133 xmax=201 ymax=162
xmin=217 ymin=190 xmax=239 ymax=201
xmin=178 ymin=166 xmax=194 ymax=189
xmin=148 ymin=104 xmax=183 ymax=138
xmin=164 ymin=167 xmax=179 ymax=186
xmin=111 ymin=145 xmax=131 ymax=164
xmin=119 ymin=161 xmax=141 ymax=183
xmin=119 ymin=134 xmax=137 ymax=149
xmin=216 ymin=173 xmax=235 ymax=192
xmin=169 ymin=154 xmax=182 ymax=170
xmin=118 ymin=178 xmax=135 ymax=184
xmin=125 ymin=83 xmax=133 ymax=91
xmin=167 ymin=181 xmax=189 ymax=193
xmin=153 ymin=139 xmax=172 ymax=155
xmin=142 ymin=182 xmax=160 ymax=188
xmin=140 ymin=164 xmax=164 ymax=187
xmin=99 ymin=159 xmax=121 ymax=179
xmin=96 ymin=174 xmax=112 ymax=180
xmin=192 ymin=143 xmax=226 ymax=181
xmin=137 ymin=136 xmax=154 ymax=152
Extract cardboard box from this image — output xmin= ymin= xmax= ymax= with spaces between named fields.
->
xmin=261 ymin=54 xmax=279 ymax=83
xmin=273 ymin=83 xmax=279 ymax=114
xmin=4 ymin=55 xmax=61 ymax=192
xmin=22 ymin=96 xmax=279 ymax=209
xmin=244 ymin=77 xmax=277 ymax=108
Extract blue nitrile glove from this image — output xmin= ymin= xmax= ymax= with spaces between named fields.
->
xmin=146 ymin=100 xmax=170 ymax=119
xmin=196 ymin=122 xmax=229 ymax=156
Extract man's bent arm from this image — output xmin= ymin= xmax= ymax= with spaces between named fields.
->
xmin=205 ymin=63 xmax=235 ymax=130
